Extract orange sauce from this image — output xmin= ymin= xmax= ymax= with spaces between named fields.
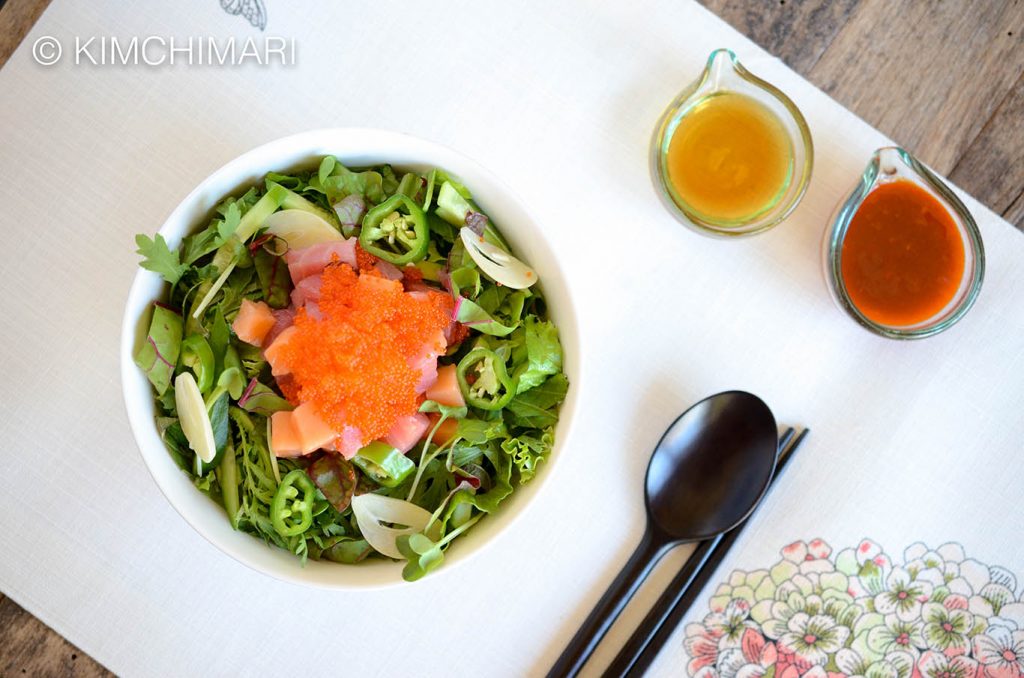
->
xmin=666 ymin=92 xmax=793 ymax=222
xmin=841 ymin=180 xmax=965 ymax=326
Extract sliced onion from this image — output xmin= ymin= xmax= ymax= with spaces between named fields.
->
xmin=460 ymin=227 xmax=538 ymax=289
xmin=263 ymin=209 xmax=343 ymax=249
xmin=350 ymin=493 xmax=435 ymax=559
xmin=174 ymin=372 xmax=217 ymax=463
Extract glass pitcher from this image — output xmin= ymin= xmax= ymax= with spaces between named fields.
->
xmin=822 ymin=146 xmax=985 ymax=339
xmin=650 ymin=48 xmax=813 ymax=237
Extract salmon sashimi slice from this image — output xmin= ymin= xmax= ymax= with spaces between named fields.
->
xmin=270 ymin=410 xmax=303 ymax=457
xmin=264 ymin=325 xmax=298 ymax=377
xmin=425 ymin=364 xmax=465 ymax=408
xmin=233 ymin=299 xmax=277 ymax=347
xmin=427 ymin=414 xmax=460 ymax=445
xmin=291 ymin=402 xmax=339 ymax=454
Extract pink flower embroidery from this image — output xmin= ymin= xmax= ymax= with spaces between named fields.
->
xmin=917 ymin=650 xmax=981 ymax=678
xmin=972 ymin=626 xmax=1024 ymax=678
xmin=716 ymin=628 xmax=780 ymax=678
xmin=685 ymin=623 xmax=723 ymax=675
xmin=782 ymin=541 xmax=810 ymax=564
xmin=807 ymin=539 xmax=832 ymax=560
xmin=682 ymin=539 xmax=1023 ymax=678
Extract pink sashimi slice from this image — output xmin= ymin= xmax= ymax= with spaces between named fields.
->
xmin=304 ymin=302 xmax=323 ymax=321
xmin=413 ymin=354 xmax=439 ymax=393
xmin=403 ymin=280 xmax=431 ymax=294
xmin=406 ymin=290 xmax=430 ymax=302
xmin=285 ymin=239 xmax=357 ymax=284
xmin=385 ymin=413 xmax=430 ymax=454
xmin=331 ymin=426 xmax=364 ymax=460
xmin=408 ymin=329 xmax=447 ymax=393
xmin=264 ymin=308 xmax=295 ymax=347
xmin=290 ymin=274 xmax=323 ymax=309
xmin=374 ymin=260 xmax=404 ymax=281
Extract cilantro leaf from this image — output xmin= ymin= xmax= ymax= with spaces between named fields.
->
xmin=216 ymin=202 xmax=241 ymax=244
xmin=135 ymin=234 xmax=187 ymax=285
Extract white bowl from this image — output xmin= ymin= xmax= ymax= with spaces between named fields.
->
xmin=120 ymin=129 xmax=580 ymax=589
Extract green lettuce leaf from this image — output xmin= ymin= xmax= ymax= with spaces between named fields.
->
xmin=447 ymin=443 xmax=513 ymax=514
xmin=506 ymin=373 xmax=568 ymax=428
xmin=457 ymin=418 xmax=507 ymax=444
xmin=307 ymin=159 xmax=385 ymax=204
xmin=453 ymin=296 xmax=520 ymax=337
xmin=515 ymin=316 xmax=563 ymax=393
xmin=501 ymin=427 xmax=555 ymax=483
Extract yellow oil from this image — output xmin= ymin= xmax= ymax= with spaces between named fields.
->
xmin=666 ymin=92 xmax=793 ymax=222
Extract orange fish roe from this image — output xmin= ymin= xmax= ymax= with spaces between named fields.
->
xmin=276 ymin=263 xmax=454 ymax=446
xmin=354 ymin=242 xmax=378 ymax=271
xmin=402 ymin=266 xmax=424 ymax=284
xmin=275 ymin=374 xmax=302 ymax=405
xmin=447 ymin=321 xmax=470 ymax=347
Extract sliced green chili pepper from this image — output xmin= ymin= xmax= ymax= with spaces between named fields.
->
xmin=270 ymin=469 xmax=317 ymax=537
xmin=180 ymin=334 xmax=215 ymax=393
xmin=457 ymin=347 xmax=517 ymax=411
xmin=353 ymin=441 xmax=416 ymax=488
xmin=359 ymin=194 xmax=430 ymax=265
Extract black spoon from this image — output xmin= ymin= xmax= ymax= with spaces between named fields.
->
xmin=547 ymin=391 xmax=779 ymax=678
xmin=610 ymin=428 xmax=809 ymax=677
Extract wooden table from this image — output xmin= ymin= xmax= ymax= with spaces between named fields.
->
xmin=1 ymin=0 xmax=1021 ymax=675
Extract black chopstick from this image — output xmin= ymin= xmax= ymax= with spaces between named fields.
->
xmin=604 ymin=427 xmax=809 ymax=678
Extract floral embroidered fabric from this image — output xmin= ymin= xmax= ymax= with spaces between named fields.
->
xmin=685 ymin=539 xmax=1024 ymax=678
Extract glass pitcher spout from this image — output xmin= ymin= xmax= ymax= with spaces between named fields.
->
xmin=705 ymin=48 xmax=739 ymax=90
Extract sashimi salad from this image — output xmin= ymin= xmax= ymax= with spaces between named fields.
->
xmin=133 ymin=157 xmax=567 ymax=580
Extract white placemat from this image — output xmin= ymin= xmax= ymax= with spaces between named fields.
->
xmin=1 ymin=1 xmax=1022 ymax=676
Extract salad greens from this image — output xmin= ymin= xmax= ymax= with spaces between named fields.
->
xmin=135 ymin=157 xmax=568 ymax=580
